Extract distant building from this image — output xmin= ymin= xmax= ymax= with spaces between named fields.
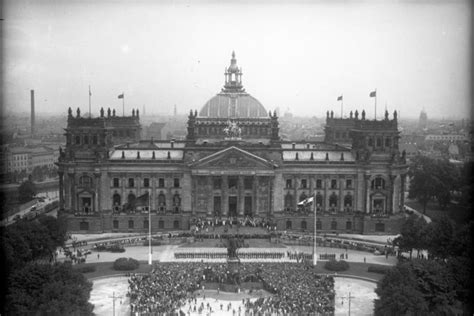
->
xmin=57 ymin=52 xmax=409 ymax=235
xmin=418 ymin=109 xmax=427 ymax=130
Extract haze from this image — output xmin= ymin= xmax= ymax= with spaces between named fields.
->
xmin=2 ymin=0 xmax=471 ymax=119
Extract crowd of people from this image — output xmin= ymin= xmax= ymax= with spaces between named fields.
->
xmin=127 ymin=262 xmax=335 ymax=315
xmin=191 ymin=216 xmax=277 ymax=233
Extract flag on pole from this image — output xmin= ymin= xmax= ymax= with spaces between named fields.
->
xmin=118 ymin=93 xmax=124 ymax=99
xmin=133 ymin=191 xmax=149 ymax=208
xmin=369 ymin=91 xmax=376 ymax=97
xmin=337 ymin=95 xmax=343 ymax=101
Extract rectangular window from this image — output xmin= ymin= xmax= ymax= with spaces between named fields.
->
xmin=385 ymin=138 xmax=391 ymax=147
xmin=173 ymin=178 xmax=180 ymax=188
xmin=158 ymin=178 xmax=165 ymax=188
xmin=244 ymin=177 xmax=253 ymax=190
xmin=93 ymin=135 xmax=98 ymax=145
xmin=316 ymin=179 xmax=322 ymax=189
xmin=286 ymin=179 xmax=292 ymax=189
xmin=331 ymin=179 xmax=337 ymax=189
xmin=128 ymin=220 xmax=134 ymax=229
xmin=113 ymin=220 xmax=119 ymax=229
xmin=213 ymin=178 xmax=222 ymax=190
xmin=228 ymin=177 xmax=238 ymax=189
xmin=113 ymin=178 xmax=120 ymax=188
xmin=346 ymin=179 xmax=352 ymax=189
xmin=158 ymin=220 xmax=165 ymax=229
xmin=301 ymin=179 xmax=307 ymax=189
xmin=376 ymin=137 xmax=382 ymax=147
xmin=143 ymin=178 xmax=150 ymax=188
xmin=128 ymin=178 xmax=135 ymax=187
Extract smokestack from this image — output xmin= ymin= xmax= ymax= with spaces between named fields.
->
xmin=30 ymin=90 xmax=35 ymax=135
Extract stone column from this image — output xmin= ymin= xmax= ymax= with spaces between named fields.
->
xmin=339 ymin=176 xmax=344 ymax=212
xmin=253 ymin=175 xmax=258 ymax=216
xmin=207 ymin=177 xmax=213 ymax=216
xmin=94 ymin=172 xmax=101 ymax=212
xmin=238 ymin=176 xmax=244 ymax=216
xmin=191 ymin=176 xmax=197 ymax=215
xmin=68 ymin=172 xmax=75 ymax=211
xmin=58 ymin=171 xmax=64 ymax=210
xmin=400 ymin=174 xmax=406 ymax=211
xmin=293 ymin=176 xmax=298 ymax=211
xmin=389 ymin=175 xmax=396 ymax=214
xmin=323 ymin=175 xmax=328 ymax=211
xmin=365 ymin=174 xmax=371 ymax=213
xmin=269 ymin=177 xmax=274 ymax=216
xmin=222 ymin=175 xmax=228 ymax=216
xmin=151 ymin=176 xmax=156 ymax=211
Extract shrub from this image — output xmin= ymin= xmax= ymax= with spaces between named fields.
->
xmin=324 ymin=259 xmax=349 ymax=272
xmin=113 ymin=257 xmax=139 ymax=271
xmin=368 ymin=265 xmax=391 ymax=274
xmin=109 ymin=244 xmax=126 ymax=253
xmin=142 ymin=240 xmax=161 ymax=246
xmin=75 ymin=265 xmax=96 ymax=273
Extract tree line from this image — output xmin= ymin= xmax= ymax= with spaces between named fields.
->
xmin=375 ymin=215 xmax=473 ymax=315
xmin=1 ymin=215 xmax=94 ymax=315
xmin=408 ymin=155 xmax=472 ymax=212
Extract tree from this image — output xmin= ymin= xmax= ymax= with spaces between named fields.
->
xmin=393 ymin=214 xmax=428 ymax=259
xmin=17 ymin=179 xmax=36 ymax=203
xmin=423 ymin=215 xmax=454 ymax=260
xmin=408 ymin=155 xmax=459 ymax=212
xmin=375 ymin=259 xmax=459 ymax=315
xmin=4 ymin=262 xmax=93 ymax=315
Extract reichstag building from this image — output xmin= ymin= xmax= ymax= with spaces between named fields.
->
xmin=57 ymin=52 xmax=408 ymax=234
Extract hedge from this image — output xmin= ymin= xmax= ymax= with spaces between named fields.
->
xmin=368 ymin=265 xmax=391 ymax=274
xmin=113 ymin=257 xmax=140 ymax=271
xmin=74 ymin=265 xmax=96 ymax=273
xmin=324 ymin=259 xmax=350 ymax=272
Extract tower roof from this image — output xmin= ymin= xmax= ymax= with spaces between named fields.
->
xmin=198 ymin=52 xmax=267 ymax=118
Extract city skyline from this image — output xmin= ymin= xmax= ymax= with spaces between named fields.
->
xmin=2 ymin=0 xmax=472 ymax=119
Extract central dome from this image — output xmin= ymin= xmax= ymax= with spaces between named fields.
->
xmin=198 ymin=52 xmax=267 ymax=118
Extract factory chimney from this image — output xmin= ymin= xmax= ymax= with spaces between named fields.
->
xmin=30 ymin=90 xmax=35 ymax=135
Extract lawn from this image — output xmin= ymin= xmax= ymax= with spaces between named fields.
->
xmin=76 ymin=260 xmax=387 ymax=282
xmin=405 ymin=199 xmax=471 ymax=224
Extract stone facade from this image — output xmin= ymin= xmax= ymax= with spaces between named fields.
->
xmin=57 ymin=52 xmax=408 ymax=234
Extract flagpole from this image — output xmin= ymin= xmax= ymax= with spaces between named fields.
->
xmin=374 ymin=89 xmax=377 ymax=120
xmin=122 ymin=93 xmax=125 ymax=117
xmin=341 ymin=94 xmax=343 ymax=118
xmin=313 ymin=191 xmax=317 ymax=266
xmin=89 ymin=85 xmax=91 ymax=118
xmin=148 ymin=192 xmax=152 ymax=265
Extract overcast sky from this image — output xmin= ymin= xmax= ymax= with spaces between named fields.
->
xmin=2 ymin=0 xmax=471 ymax=119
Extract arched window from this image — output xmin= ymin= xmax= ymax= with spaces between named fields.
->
xmin=286 ymin=220 xmax=292 ymax=230
xmin=128 ymin=193 xmax=136 ymax=204
xmin=173 ymin=193 xmax=181 ymax=206
xmin=316 ymin=193 xmax=323 ymax=207
xmin=329 ymin=193 xmax=338 ymax=208
xmin=299 ymin=192 xmax=307 ymax=203
xmin=316 ymin=220 xmax=322 ymax=230
xmin=173 ymin=220 xmax=180 ymax=229
xmin=344 ymin=194 xmax=353 ymax=208
xmin=284 ymin=193 xmax=293 ymax=209
xmin=371 ymin=177 xmax=386 ymax=190
xmin=331 ymin=220 xmax=337 ymax=230
xmin=79 ymin=175 xmax=92 ymax=187
xmin=301 ymin=220 xmax=307 ymax=230
xmin=113 ymin=193 xmax=121 ymax=208
xmin=158 ymin=192 xmax=166 ymax=206
xmin=75 ymin=135 xmax=81 ymax=144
